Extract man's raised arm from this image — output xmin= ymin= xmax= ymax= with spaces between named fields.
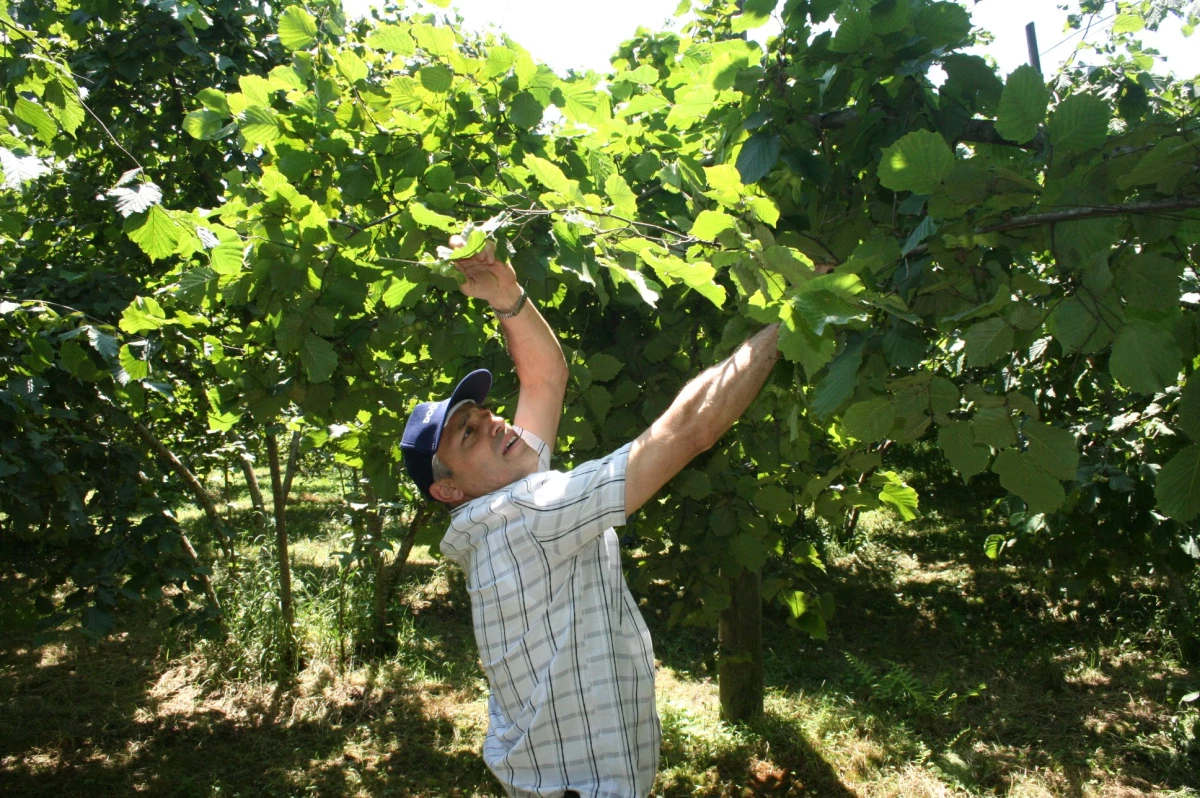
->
xmin=625 ymin=324 xmax=781 ymax=516
xmin=450 ymin=237 xmax=569 ymax=449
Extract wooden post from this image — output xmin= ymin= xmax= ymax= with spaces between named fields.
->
xmin=1026 ymin=22 xmax=1042 ymax=75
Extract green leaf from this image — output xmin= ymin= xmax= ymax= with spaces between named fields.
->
xmin=665 ymin=85 xmax=716 ymax=129
xmin=995 ymin=65 xmax=1049 ymax=144
xmin=586 ymin=353 xmax=624 ymax=381
xmin=730 ymin=0 xmax=776 ymax=32
xmin=812 ymin=345 xmax=862 ymax=416
xmin=524 ymin=154 xmax=573 ymax=195
xmin=604 ymin=174 xmax=637 ymax=218
xmin=984 ymin=534 xmax=1008 ymax=560
xmin=1047 ymin=94 xmax=1110 ymax=152
xmin=992 ymin=449 xmax=1065 ymax=514
xmin=120 ymin=297 xmax=168 ymax=334
xmin=673 ymin=469 xmax=712 ymax=500
xmin=830 ymin=9 xmax=871 ymax=53
xmin=509 ymin=92 xmax=544 ymax=129
xmin=196 ymin=88 xmax=230 ymax=114
xmin=735 ymin=132 xmax=781 ymax=184
xmin=44 ymin=77 xmax=84 ymax=136
xmin=119 ymin=344 xmax=148 ymax=381
xmin=299 ymin=333 xmax=337 ymax=383
xmin=1022 ymin=421 xmax=1078 ymax=481
xmin=210 ymin=241 xmax=244 ymax=275
xmin=412 ymin=23 xmax=456 ymax=58
xmin=1156 ymin=444 xmax=1200 ymax=522
xmin=938 ymin=422 xmax=991 ymax=481
xmin=878 ymin=130 xmax=955 ymax=195
xmin=753 ymin=485 xmax=793 ymax=516
xmin=928 ymin=377 xmax=960 ymax=413
xmin=58 ymin=340 xmax=94 ymax=380
xmin=183 ymin=109 xmax=228 ymax=140
xmin=85 ymin=326 xmax=119 ymax=360
xmin=1178 ymin=377 xmax=1200 ymax=442
xmin=368 ymin=24 xmax=416 ymax=55
xmin=963 ymin=317 xmax=1014 ymax=368
xmin=842 ymin=398 xmax=896 ymax=443
xmin=240 ymin=106 xmax=281 ymax=146
xmin=420 ymin=64 xmax=453 ymax=93
xmin=1116 ymin=254 xmax=1180 ymax=312
xmin=277 ymin=6 xmax=318 ymax=51
xmin=484 ymin=46 xmax=516 ymax=79
xmin=382 ymin=276 xmax=418 ymax=309
xmin=1113 ymin=13 xmax=1145 ymax=34
xmin=1118 ymin=137 xmax=1187 ymax=189
xmin=942 ymin=162 xmax=992 ymax=206
xmin=409 ymin=202 xmax=458 ymax=232
xmin=1109 ymin=321 xmax=1182 ymax=394
xmin=584 ymin=384 xmax=612 ymax=421
xmin=13 ymin=97 xmax=56 ymax=145
xmin=913 ymin=1 xmax=971 ymax=47
xmin=336 ymin=50 xmax=368 ymax=84
xmin=878 ymin=479 xmax=919 ymax=521
xmin=124 ymin=206 xmax=181 ymax=261
xmin=690 ymin=210 xmax=737 ymax=240
xmin=973 ymin=407 xmax=1016 ymax=449
xmin=730 ymin=533 xmax=769 ymax=571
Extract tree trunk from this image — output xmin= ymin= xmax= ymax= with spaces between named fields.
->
xmin=281 ymin=429 xmax=301 ymax=503
xmin=719 ymin=566 xmax=763 ymax=722
xmin=372 ymin=504 xmax=430 ymax=644
xmin=237 ymin=452 xmax=268 ymax=529
xmin=266 ymin=432 xmax=297 ymax=674
xmin=128 ymin=416 xmax=235 ymax=563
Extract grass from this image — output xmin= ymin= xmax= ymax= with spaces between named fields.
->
xmin=1 ymin=460 xmax=1197 ymax=796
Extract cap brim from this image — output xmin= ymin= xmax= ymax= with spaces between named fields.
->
xmin=430 ymin=368 xmax=493 ymax=456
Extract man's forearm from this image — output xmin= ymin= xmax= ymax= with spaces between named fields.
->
xmin=662 ymin=323 xmax=780 ymax=452
xmin=490 ymin=285 xmax=568 ymax=393
xmin=623 ymin=324 xmax=780 ymax=515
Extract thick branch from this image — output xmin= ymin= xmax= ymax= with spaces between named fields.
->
xmin=904 ymin=197 xmax=1200 ymax=260
xmin=129 ymin=417 xmax=234 ymax=561
xmin=134 ymin=471 xmax=221 ymax=613
xmin=237 ymin=452 xmax=268 ymax=529
xmin=281 ymin=430 xmax=302 ymax=504
xmin=975 ymin=197 xmax=1200 ymax=234
xmin=372 ymin=504 xmax=431 ymax=643
xmin=803 ymin=109 xmax=1046 ymax=150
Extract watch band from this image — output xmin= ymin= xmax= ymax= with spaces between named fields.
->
xmin=492 ymin=288 xmax=528 ymax=319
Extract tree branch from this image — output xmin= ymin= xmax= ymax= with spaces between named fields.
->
xmin=803 ymin=109 xmax=1047 ymax=150
xmin=903 ymin=196 xmax=1200 ymax=260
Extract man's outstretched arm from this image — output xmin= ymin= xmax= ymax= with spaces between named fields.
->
xmin=625 ymin=324 xmax=780 ymax=516
xmin=450 ymin=238 xmax=569 ymax=449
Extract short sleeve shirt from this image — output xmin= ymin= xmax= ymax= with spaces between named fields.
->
xmin=440 ymin=442 xmax=660 ymax=798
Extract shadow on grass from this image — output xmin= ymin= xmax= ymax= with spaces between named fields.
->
xmin=635 ymin=473 xmax=1196 ymax=795
xmin=0 ymin=568 xmax=501 ymax=798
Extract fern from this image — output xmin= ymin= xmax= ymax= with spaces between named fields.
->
xmin=843 ymin=651 xmax=880 ymax=690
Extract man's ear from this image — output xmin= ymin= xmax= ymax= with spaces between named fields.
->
xmin=429 ymin=480 xmax=463 ymax=505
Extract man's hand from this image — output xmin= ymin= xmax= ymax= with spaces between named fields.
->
xmin=449 ymin=235 xmax=522 ymax=311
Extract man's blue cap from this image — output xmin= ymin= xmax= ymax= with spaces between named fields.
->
xmin=401 ymin=369 xmax=492 ymax=501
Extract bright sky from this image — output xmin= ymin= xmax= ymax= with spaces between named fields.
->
xmin=341 ymin=0 xmax=1200 ymax=79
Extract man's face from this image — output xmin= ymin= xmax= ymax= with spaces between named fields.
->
xmin=434 ymin=402 xmax=540 ymax=503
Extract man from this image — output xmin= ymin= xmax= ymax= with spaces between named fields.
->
xmin=401 ymin=238 xmax=780 ymax=798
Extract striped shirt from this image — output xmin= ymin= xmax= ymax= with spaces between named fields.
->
xmin=440 ymin=441 xmax=660 ymax=798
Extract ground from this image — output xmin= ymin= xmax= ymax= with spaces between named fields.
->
xmin=1 ymin=467 xmax=1197 ymax=797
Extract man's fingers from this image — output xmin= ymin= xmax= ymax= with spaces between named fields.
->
xmin=449 ymin=234 xmax=466 ymax=250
